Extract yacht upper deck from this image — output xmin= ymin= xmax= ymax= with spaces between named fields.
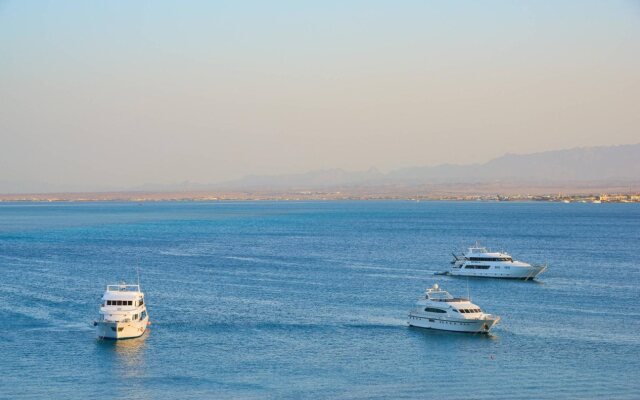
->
xmin=463 ymin=244 xmax=512 ymax=261
xmin=102 ymin=284 xmax=143 ymax=300
xmin=106 ymin=284 xmax=140 ymax=292
xmin=430 ymin=297 xmax=470 ymax=303
xmin=424 ymin=284 xmax=469 ymax=302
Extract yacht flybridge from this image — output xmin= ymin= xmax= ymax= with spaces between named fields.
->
xmin=442 ymin=243 xmax=547 ymax=280
xmin=94 ymin=283 xmax=149 ymax=340
xmin=408 ymin=284 xmax=500 ymax=333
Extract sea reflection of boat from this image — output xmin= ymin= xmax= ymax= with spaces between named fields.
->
xmin=98 ymin=331 xmax=149 ymax=370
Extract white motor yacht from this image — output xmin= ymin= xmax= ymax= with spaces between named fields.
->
xmin=408 ymin=284 xmax=500 ymax=333
xmin=442 ymin=243 xmax=547 ymax=280
xmin=94 ymin=283 xmax=149 ymax=340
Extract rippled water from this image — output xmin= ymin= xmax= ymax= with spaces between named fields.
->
xmin=1 ymin=201 xmax=639 ymax=399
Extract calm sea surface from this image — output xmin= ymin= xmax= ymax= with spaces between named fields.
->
xmin=1 ymin=201 xmax=639 ymax=399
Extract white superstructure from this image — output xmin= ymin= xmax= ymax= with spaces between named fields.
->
xmin=408 ymin=284 xmax=500 ymax=333
xmin=444 ymin=243 xmax=547 ymax=280
xmin=94 ymin=283 xmax=149 ymax=340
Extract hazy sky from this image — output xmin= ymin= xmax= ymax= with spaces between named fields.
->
xmin=1 ymin=1 xmax=639 ymax=192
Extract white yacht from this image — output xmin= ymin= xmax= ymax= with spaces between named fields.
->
xmin=408 ymin=284 xmax=500 ymax=333
xmin=443 ymin=243 xmax=547 ymax=280
xmin=94 ymin=283 xmax=149 ymax=340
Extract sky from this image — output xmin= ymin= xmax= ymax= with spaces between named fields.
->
xmin=1 ymin=0 xmax=639 ymax=192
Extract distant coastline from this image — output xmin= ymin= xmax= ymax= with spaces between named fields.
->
xmin=1 ymin=188 xmax=639 ymax=203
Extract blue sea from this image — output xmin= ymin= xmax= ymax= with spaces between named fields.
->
xmin=1 ymin=201 xmax=639 ymax=399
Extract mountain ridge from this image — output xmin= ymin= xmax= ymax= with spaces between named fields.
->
xmin=216 ymin=143 xmax=640 ymax=190
xmin=1 ymin=143 xmax=638 ymax=195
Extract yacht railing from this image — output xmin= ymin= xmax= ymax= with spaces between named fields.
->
xmin=431 ymin=297 xmax=469 ymax=302
xmin=99 ymin=318 xmax=132 ymax=323
xmin=106 ymin=284 xmax=140 ymax=292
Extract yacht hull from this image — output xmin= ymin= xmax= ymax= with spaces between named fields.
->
xmin=96 ymin=320 xmax=148 ymax=340
xmin=407 ymin=314 xmax=499 ymax=333
xmin=448 ymin=265 xmax=546 ymax=280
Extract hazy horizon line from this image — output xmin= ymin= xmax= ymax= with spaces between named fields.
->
xmin=1 ymin=142 xmax=639 ymax=195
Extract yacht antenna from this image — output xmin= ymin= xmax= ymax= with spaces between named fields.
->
xmin=466 ymin=277 xmax=471 ymax=301
xmin=137 ymin=266 xmax=141 ymax=288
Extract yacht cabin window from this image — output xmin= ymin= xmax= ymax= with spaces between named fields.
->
xmin=424 ymin=307 xmax=447 ymax=313
xmin=468 ymin=257 xmax=512 ymax=262
xmin=105 ymin=300 xmax=133 ymax=306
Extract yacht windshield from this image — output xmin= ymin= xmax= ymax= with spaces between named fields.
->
xmin=429 ymin=291 xmax=453 ymax=300
xmin=469 ymin=257 xmax=512 ymax=262
xmin=105 ymin=300 xmax=133 ymax=306
xmin=470 ymin=247 xmax=489 ymax=253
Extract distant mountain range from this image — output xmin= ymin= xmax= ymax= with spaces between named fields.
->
xmin=1 ymin=143 xmax=638 ymax=195
xmin=218 ymin=143 xmax=640 ymax=190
